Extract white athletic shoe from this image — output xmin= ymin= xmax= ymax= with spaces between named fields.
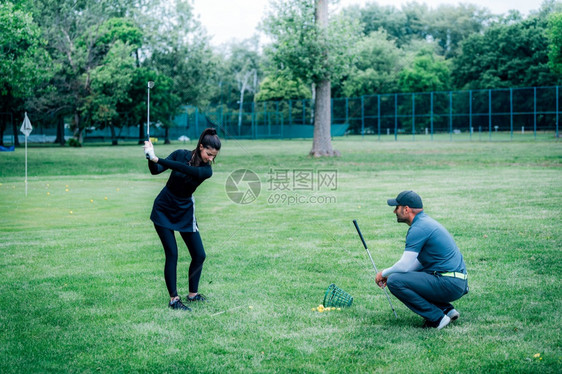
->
xmin=446 ymin=309 xmax=460 ymax=321
xmin=437 ymin=315 xmax=451 ymax=330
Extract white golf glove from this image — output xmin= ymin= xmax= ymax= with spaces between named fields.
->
xmin=143 ymin=141 xmax=156 ymax=161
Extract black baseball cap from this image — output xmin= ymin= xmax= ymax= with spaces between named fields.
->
xmin=387 ymin=190 xmax=423 ymax=209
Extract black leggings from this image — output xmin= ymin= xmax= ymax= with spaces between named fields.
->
xmin=154 ymin=224 xmax=206 ymax=297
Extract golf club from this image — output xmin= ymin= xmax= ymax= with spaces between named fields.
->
xmin=353 ymin=219 xmax=398 ymax=318
xmin=146 ymin=81 xmax=155 ymax=159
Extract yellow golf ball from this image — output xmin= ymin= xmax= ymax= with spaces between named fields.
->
xmin=65 ymin=188 xmax=69 ymax=192
xmin=104 ymin=197 xmax=108 ymax=200
xmin=90 ymin=199 xmax=94 ymax=203
xmin=69 ymin=211 xmax=73 ymax=214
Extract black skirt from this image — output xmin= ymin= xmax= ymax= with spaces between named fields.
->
xmin=150 ymin=186 xmax=198 ymax=232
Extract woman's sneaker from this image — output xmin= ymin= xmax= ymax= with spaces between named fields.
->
xmin=169 ymin=297 xmax=191 ymax=311
xmin=187 ymin=293 xmax=207 ymax=302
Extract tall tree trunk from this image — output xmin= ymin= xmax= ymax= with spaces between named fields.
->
xmin=139 ymin=122 xmax=145 ymax=144
xmin=0 ymin=118 xmax=5 ymax=146
xmin=238 ymin=78 xmax=247 ymax=136
xmin=310 ymin=79 xmax=339 ymax=157
xmin=110 ymin=124 xmax=118 ymax=145
xmin=310 ymin=0 xmax=339 ymax=157
xmin=165 ymin=126 xmax=170 ymax=144
xmin=73 ymin=112 xmax=83 ymax=144
xmin=12 ymin=117 xmax=20 ymax=147
xmin=55 ymin=116 xmax=66 ymax=146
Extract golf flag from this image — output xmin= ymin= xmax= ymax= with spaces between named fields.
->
xmin=20 ymin=112 xmax=33 ymax=196
xmin=20 ymin=112 xmax=33 ymax=137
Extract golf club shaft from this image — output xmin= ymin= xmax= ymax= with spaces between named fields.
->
xmin=353 ymin=220 xmax=398 ymax=318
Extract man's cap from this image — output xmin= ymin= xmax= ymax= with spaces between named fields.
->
xmin=387 ymin=190 xmax=423 ymax=209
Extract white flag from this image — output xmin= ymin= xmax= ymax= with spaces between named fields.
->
xmin=20 ymin=112 xmax=33 ymax=137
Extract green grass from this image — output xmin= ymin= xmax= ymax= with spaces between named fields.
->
xmin=1 ymin=138 xmax=561 ymax=373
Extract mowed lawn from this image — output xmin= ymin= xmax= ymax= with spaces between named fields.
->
xmin=0 ymin=138 xmax=560 ymax=373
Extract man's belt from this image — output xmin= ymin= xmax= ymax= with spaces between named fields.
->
xmin=438 ymin=272 xmax=468 ymax=280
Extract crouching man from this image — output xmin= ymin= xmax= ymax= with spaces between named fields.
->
xmin=376 ymin=191 xmax=469 ymax=329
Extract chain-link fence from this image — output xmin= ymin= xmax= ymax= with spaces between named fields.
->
xmin=197 ymin=86 xmax=560 ymax=141
xmin=2 ymin=86 xmax=560 ymax=144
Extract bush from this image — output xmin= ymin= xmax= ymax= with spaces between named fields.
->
xmin=68 ymin=138 xmax=82 ymax=147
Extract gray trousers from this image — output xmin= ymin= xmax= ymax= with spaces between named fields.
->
xmin=386 ymin=272 xmax=468 ymax=323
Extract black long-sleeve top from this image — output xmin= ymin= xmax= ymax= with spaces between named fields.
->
xmin=149 ymin=149 xmax=212 ymax=198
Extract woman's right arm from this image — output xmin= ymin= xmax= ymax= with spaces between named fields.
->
xmin=148 ymin=160 xmax=168 ymax=175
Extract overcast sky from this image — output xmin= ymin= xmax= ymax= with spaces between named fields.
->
xmin=192 ymin=0 xmax=545 ymax=47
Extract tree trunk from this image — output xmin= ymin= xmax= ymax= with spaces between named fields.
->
xmin=55 ymin=116 xmax=66 ymax=146
xmin=138 ymin=122 xmax=145 ymax=144
xmin=310 ymin=79 xmax=339 ymax=157
xmin=0 ymin=118 xmax=5 ymax=146
xmin=309 ymin=0 xmax=339 ymax=157
xmin=165 ymin=126 xmax=170 ymax=144
xmin=12 ymin=117 xmax=20 ymax=147
xmin=73 ymin=112 xmax=83 ymax=144
xmin=110 ymin=124 xmax=118 ymax=145
xmin=238 ymin=79 xmax=247 ymax=136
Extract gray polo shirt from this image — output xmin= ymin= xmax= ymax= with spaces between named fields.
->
xmin=405 ymin=211 xmax=466 ymax=274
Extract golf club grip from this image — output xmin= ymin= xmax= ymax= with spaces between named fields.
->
xmin=353 ymin=220 xmax=368 ymax=250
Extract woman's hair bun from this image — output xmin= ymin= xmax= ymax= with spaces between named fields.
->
xmin=206 ymin=128 xmax=217 ymax=136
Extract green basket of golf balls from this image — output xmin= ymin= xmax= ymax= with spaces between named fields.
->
xmin=323 ymin=283 xmax=353 ymax=308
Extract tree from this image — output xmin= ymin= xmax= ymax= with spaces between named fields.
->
xmin=263 ymin=0 xmax=361 ymax=157
xmin=339 ymin=30 xmax=403 ymax=97
xmin=453 ymin=15 xmax=559 ymax=89
xmin=255 ymin=75 xmax=311 ymax=102
xmin=147 ymin=0 xmax=215 ymax=143
xmin=0 ymin=1 xmax=52 ymax=146
xmin=547 ymin=12 xmax=562 ymax=76
xmin=344 ymin=2 xmax=427 ymax=47
xmin=25 ymin=0 xmax=138 ymax=144
xmin=398 ymin=48 xmax=451 ymax=93
xmin=425 ymin=4 xmax=492 ymax=59
xmin=81 ymin=40 xmax=136 ymax=145
xmin=224 ymin=39 xmax=262 ymax=132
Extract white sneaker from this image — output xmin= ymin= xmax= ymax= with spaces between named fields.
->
xmin=437 ymin=315 xmax=451 ymax=330
xmin=446 ymin=309 xmax=460 ymax=321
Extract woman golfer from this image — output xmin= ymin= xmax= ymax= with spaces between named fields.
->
xmin=144 ymin=128 xmax=221 ymax=311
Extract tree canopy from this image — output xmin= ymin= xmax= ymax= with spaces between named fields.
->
xmin=1 ymin=0 xmax=561 ymax=146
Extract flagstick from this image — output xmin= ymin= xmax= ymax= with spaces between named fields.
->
xmin=24 ymin=134 xmax=28 ymax=196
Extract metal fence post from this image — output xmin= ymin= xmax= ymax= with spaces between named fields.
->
xmin=377 ymin=95 xmax=381 ymax=140
xmin=488 ymin=89 xmax=492 ymax=140
xmin=469 ymin=90 xmax=472 ymax=140
xmin=412 ymin=93 xmax=416 ymax=140
xmin=430 ymin=92 xmax=434 ymax=140
xmin=195 ymin=107 xmax=199 ymax=137
xmin=534 ymin=87 xmax=537 ymax=139
xmin=345 ymin=97 xmax=349 ymax=126
xmin=510 ymin=88 xmax=513 ymax=140
xmin=394 ymin=93 xmax=398 ymax=141
xmin=252 ymin=102 xmax=256 ymax=139
xmin=556 ymin=86 xmax=559 ymax=139
xmin=289 ymin=100 xmax=293 ymax=127
xmin=449 ymin=91 xmax=453 ymax=141
xmin=361 ymin=95 xmax=365 ymax=137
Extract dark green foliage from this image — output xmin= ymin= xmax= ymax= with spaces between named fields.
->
xmin=453 ymin=16 xmax=560 ymax=89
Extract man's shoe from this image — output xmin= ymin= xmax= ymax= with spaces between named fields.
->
xmin=169 ymin=298 xmax=191 ymax=311
xmin=422 ymin=315 xmax=451 ymax=329
xmin=446 ymin=308 xmax=460 ymax=321
xmin=436 ymin=315 xmax=451 ymax=330
xmin=187 ymin=293 xmax=207 ymax=302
